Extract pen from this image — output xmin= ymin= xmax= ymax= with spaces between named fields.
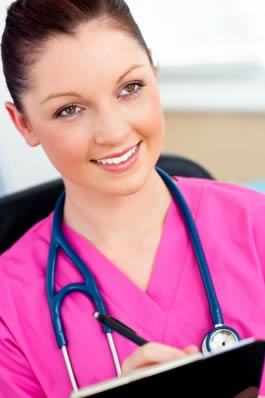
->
xmin=93 ymin=312 xmax=148 ymax=346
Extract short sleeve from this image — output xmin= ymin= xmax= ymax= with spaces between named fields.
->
xmin=0 ymin=317 xmax=45 ymax=398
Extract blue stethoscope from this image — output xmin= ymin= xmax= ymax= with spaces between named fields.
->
xmin=46 ymin=167 xmax=240 ymax=392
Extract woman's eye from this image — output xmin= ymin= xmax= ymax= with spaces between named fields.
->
xmin=56 ymin=104 xmax=82 ymax=119
xmin=55 ymin=82 xmax=144 ymax=119
xmin=120 ymin=82 xmax=144 ymax=98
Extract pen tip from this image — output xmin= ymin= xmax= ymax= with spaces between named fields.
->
xmin=93 ymin=312 xmax=100 ymax=319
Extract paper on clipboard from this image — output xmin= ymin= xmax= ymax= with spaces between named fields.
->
xmin=69 ymin=338 xmax=265 ymax=398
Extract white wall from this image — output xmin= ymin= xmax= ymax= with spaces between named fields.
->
xmin=0 ymin=0 xmax=59 ymax=196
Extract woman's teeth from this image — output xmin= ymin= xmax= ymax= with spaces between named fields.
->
xmin=96 ymin=145 xmax=137 ymax=165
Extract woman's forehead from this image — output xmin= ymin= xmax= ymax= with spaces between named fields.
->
xmin=34 ymin=23 xmax=144 ymax=73
xmin=29 ymin=22 xmax=149 ymax=99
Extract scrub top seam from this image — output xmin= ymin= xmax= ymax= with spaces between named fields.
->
xmin=44 ymin=222 xmax=167 ymax=342
xmin=161 ymin=181 xmax=206 ymax=343
xmin=169 ymin=180 xmax=205 ymax=310
xmin=98 ymin=288 xmax=165 ymax=342
xmin=51 ymin=255 xmax=164 ymax=343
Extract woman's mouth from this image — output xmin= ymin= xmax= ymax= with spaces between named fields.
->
xmin=91 ymin=141 xmax=142 ymax=173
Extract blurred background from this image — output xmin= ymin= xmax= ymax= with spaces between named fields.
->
xmin=0 ymin=0 xmax=265 ymax=196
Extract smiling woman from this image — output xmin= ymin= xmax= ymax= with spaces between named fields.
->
xmin=3 ymin=0 xmax=167 ymax=204
xmin=0 ymin=1 xmax=191 ymax=397
xmin=1 ymin=1 xmax=265 ymax=398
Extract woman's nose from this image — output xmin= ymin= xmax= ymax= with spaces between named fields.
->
xmin=93 ymin=106 xmax=130 ymax=146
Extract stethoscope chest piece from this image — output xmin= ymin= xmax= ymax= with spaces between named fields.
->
xmin=202 ymin=325 xmax=241 ymax=354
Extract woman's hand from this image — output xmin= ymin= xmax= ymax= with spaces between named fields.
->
xmin=121 ymin=342 xmax=199 ymax=376
xmin=233 ymin=387 xmax=258 ymax=398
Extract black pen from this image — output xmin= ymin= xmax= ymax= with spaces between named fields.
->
xmin=93 ymin=312 xmax=148 ymax=346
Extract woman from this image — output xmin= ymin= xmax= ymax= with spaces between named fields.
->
xmin=0 ymin=1 xmax=265 ymax=397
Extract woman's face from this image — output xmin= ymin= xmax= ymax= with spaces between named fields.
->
xmin=11 ymin=21 xmax=165 ymax=197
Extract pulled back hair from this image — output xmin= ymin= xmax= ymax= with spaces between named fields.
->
xmin=1 ymin=0 xmax=153 ymax=115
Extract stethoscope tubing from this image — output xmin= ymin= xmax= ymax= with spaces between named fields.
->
xmin=46 ymin=167 xmax=238 ymax=391
xmin=156 ymin=168 xmax=223 ymax=326
xmin=46 ymin=192 xmax=111 ymax=349
xmin=46 ymin=193 xmax=122 ymax=390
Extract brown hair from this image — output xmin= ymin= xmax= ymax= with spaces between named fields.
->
xmin=1 ymin=0 xmax=153 ymax=115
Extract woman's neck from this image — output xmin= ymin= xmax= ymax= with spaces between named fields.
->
xmin=63 ymin=169 xmax=172 ymax=246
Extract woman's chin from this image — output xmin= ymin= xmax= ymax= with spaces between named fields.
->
xmin=106 ymin=166 xmax=156 ymax=198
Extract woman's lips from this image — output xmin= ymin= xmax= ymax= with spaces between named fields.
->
xmin=93 ymin=142 xmax=141 ymax=161
xmin=91 ymin=141 xmax=142 ymax=173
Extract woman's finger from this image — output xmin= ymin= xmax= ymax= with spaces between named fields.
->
xmin=121 ymin=342 xmax=188 ymax=376
xmin=183 ymin=345 xmax=200 ymax=354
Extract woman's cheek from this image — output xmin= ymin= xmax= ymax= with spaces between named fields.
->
xmin=36 ymin=127 xmax=76 ymax=170
xmin=130 ymin=92 xmax=164 ymax=139
xmin=141 ymin=99 xmax=165 ymax=142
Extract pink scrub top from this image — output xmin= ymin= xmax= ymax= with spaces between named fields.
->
xmin=1 ymin=176 xmax=265 ymax=398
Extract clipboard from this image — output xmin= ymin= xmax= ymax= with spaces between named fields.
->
xmin=69 ymin=338 xmax=265 ymax=398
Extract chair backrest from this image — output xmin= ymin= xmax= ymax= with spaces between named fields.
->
xmin=0 ymin=153 xmax=214 ymax=254
xmin=156 ymin=154 xmax=214 ymax=180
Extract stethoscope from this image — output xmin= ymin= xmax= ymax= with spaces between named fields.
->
xmin=46 ymin=167 xmax=240 ymax=392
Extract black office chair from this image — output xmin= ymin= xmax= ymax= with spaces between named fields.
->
xmin=156 ymin=154 xmax=214 ymax=180
xmin=0 ymin=154 xmax=214 ymax=254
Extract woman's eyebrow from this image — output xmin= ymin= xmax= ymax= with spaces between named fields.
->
xmin=116 ymin=63 xmax=144 ymax=84
xmin=40 ymin=64 xmax=145 ymax=105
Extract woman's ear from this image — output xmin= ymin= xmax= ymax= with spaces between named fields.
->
xmin=5 ymin=102 xmax=40 ymax=147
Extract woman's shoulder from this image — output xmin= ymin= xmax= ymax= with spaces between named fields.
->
xmin=174 ymin=176 xmax=265 ymax=210
xmin=0 ymin=214 xmax=54 ymax=364
xmin=0 ymin=213 xmax=52 ymax=278
xmin=173 ymin=177 xmax=265 ymax=262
